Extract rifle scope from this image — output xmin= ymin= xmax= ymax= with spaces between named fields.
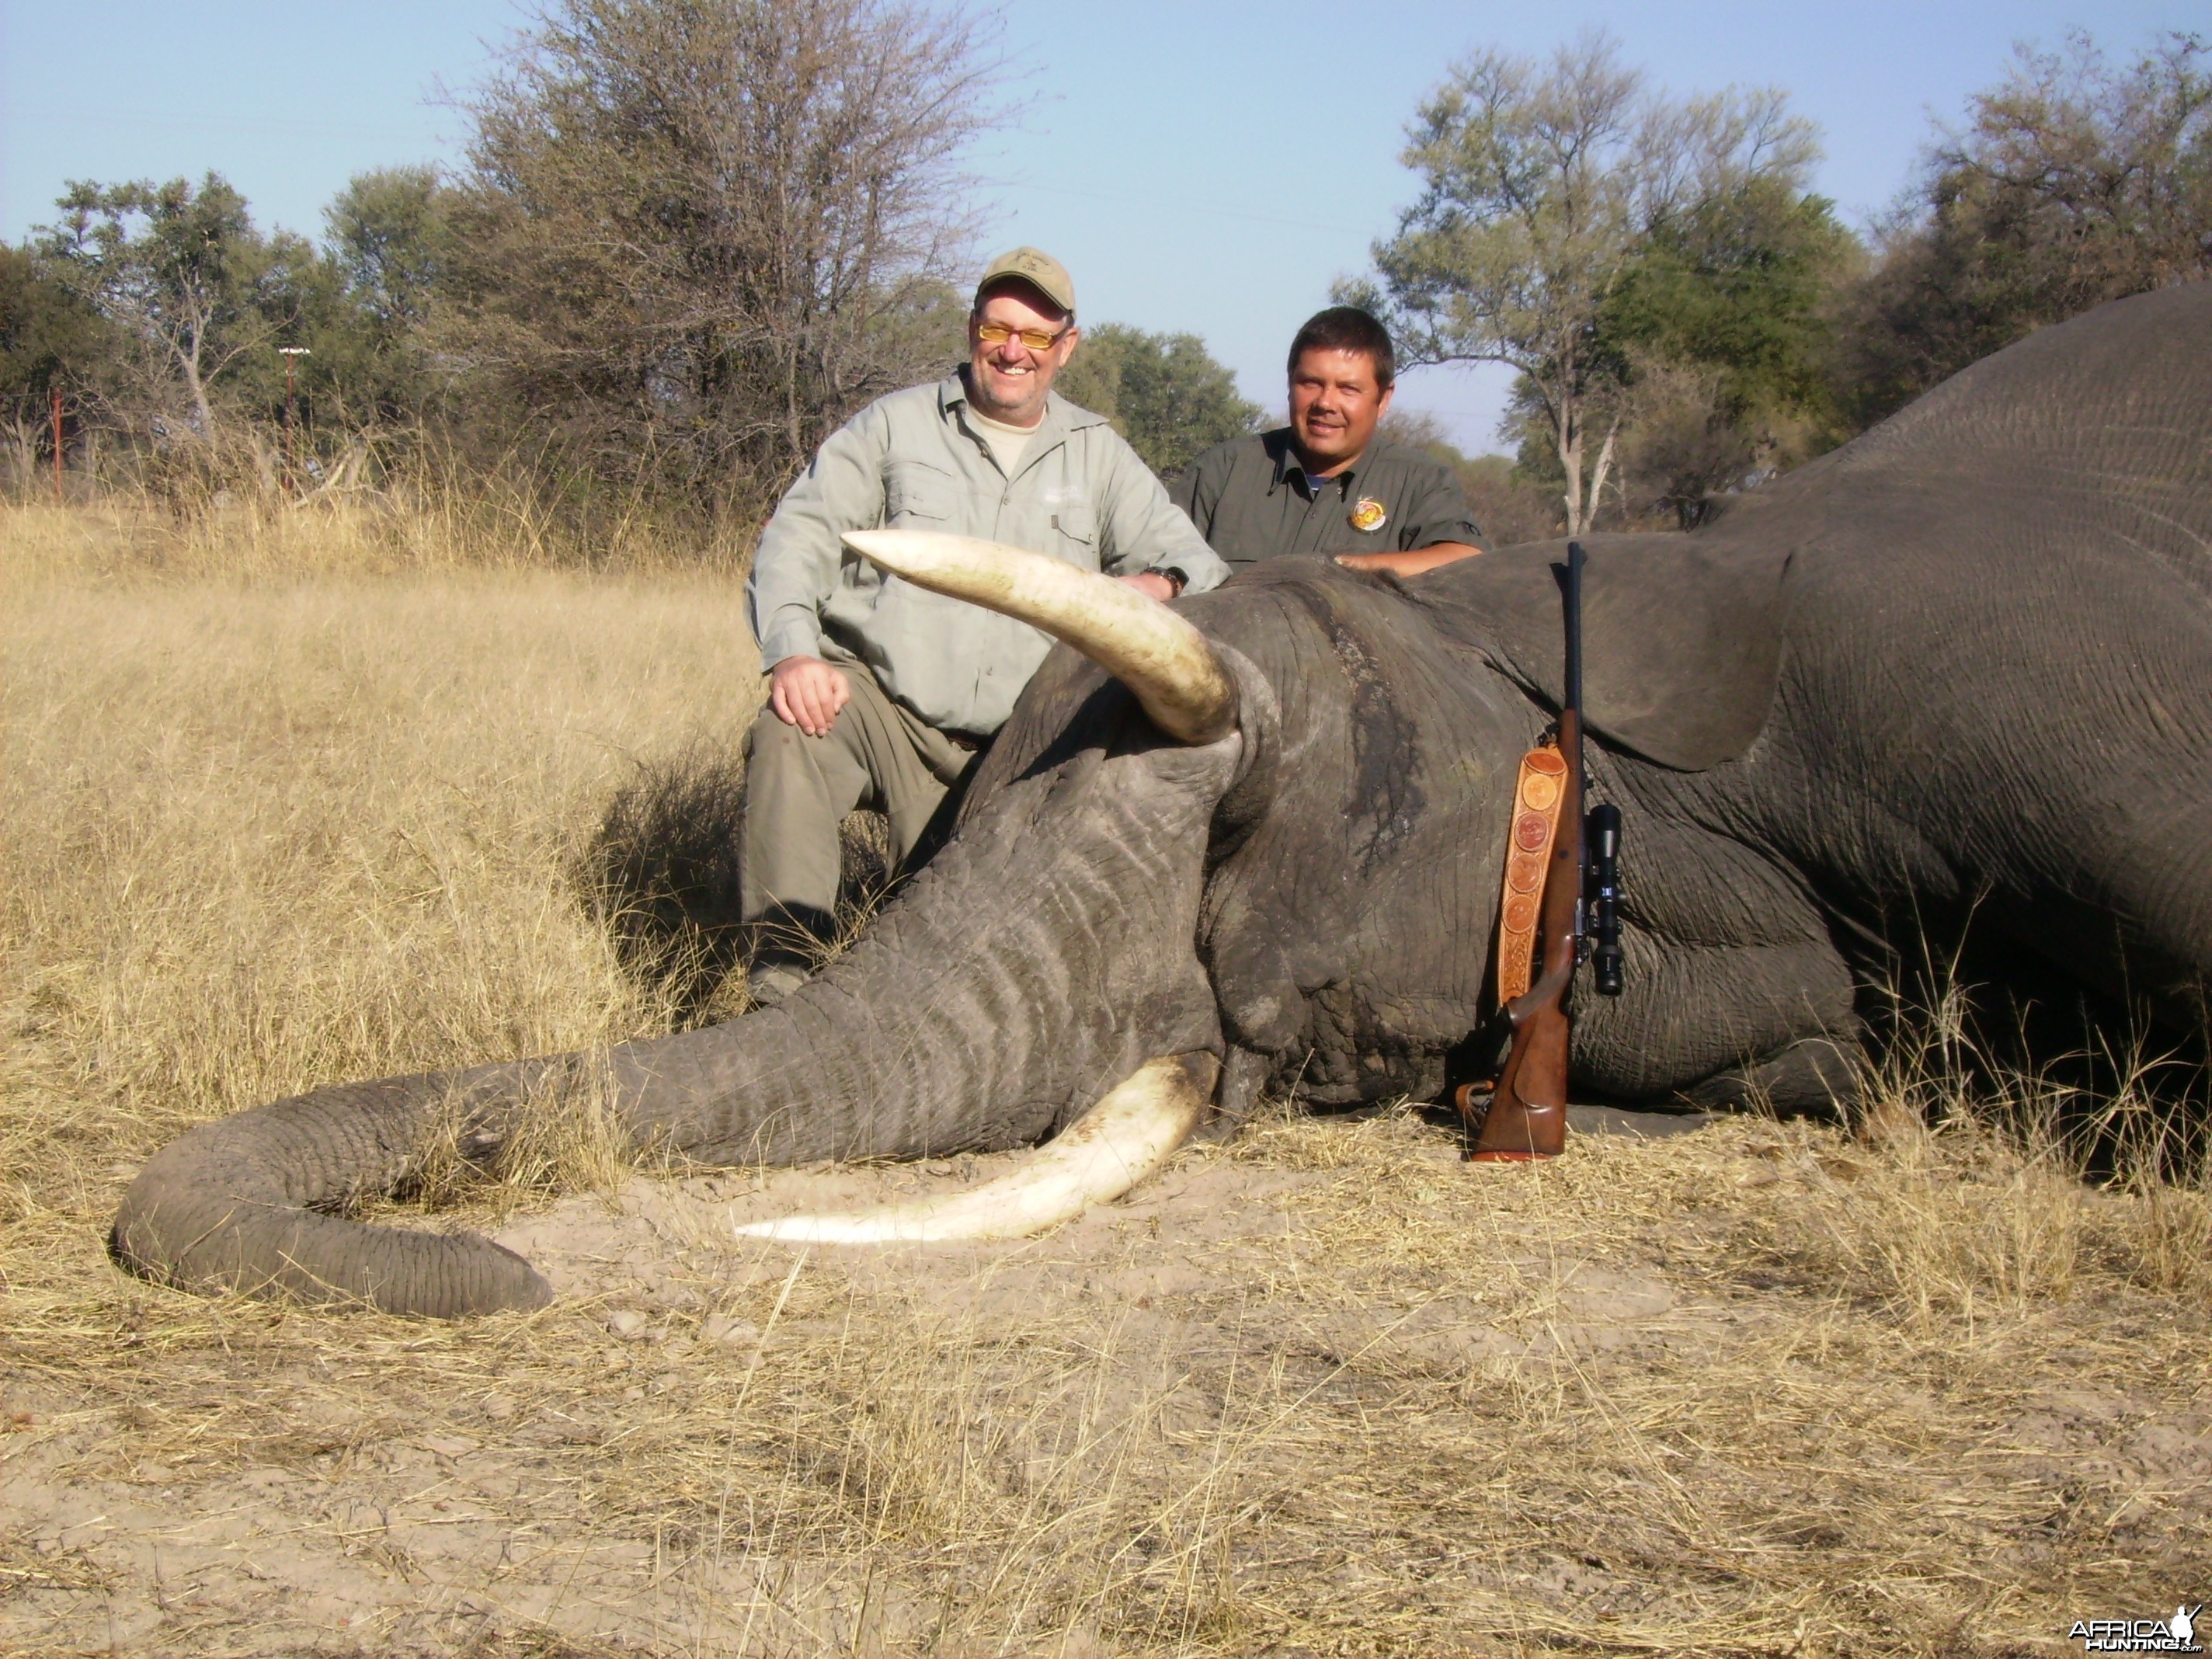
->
xmin=1588 ymin=803 xmax=1624 ymax=996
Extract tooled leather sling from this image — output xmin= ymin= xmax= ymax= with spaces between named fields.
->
xmin=1494 ymin=745 xmax=1567 ymax=1005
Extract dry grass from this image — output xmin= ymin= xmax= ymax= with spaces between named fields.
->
xmin=2 ymin=503 xmax=2208 ymax=1656
xmin=9 ymin=453 xmax=753 ymax=582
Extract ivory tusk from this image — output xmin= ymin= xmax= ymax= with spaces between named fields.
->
xmin=841 ymin=530 xmax=1236 ymax=744
xmin=734 ymin=1055 xmax=1216 ymax=1244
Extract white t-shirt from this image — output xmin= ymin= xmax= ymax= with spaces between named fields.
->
xmin=962 ymin=405 xmax=1038 ymax=475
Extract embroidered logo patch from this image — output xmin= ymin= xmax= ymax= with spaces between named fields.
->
xmin=1350 ymin=497 xmax=1387 ymax=533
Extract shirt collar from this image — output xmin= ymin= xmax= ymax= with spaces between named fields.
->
xmin=940 ymin=369 xmax=1106 ymax=450
xmin=1265 ymin=426 xmax=1376 ymax=499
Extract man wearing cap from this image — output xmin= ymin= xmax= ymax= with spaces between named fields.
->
xmin=1174 ymin=305 xmax=1483 ymax=579
xmin=739 ymin=246 xmax=1229 ymax=1005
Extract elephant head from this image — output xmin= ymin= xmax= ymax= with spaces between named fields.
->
xmin=109 ymin=526 xmax=1540 ymax=1316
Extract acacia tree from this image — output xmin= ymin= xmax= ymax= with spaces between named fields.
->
xmin=438 ymin=0 xmax=1008 ymax=516
xmin=37 ymin=175 xmax=314 ymax=440
xmin=1358 ymin=33 xmax=1821 ymax=534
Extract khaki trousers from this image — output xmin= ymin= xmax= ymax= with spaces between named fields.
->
xmin=738 ymin=665 xmax=980 ymax=963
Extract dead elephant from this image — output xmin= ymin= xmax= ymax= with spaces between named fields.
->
xmin=113 ymin=284 xmax=2212 ymax=1316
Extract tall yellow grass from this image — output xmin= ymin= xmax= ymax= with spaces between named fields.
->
xmin=9 ymin=458 xmax=754 ymax=582
xmin=2 ymin=500 xmax=2207 ymax=1656
xmin=3 ymin=499 xmax=759 ymax=1205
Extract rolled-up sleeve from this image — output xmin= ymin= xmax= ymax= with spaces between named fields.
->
xmin=1400 ymin=463 xmax=1484 ymax=552
xmin=746 ymin=408 xmax=891 ymax=666
xmin=1095 ymin=435 xmax=1231 ymax=594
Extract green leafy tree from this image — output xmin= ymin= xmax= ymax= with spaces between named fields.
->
xmin=1596 ymin=176 xmax=1859 ymax=523
xmin=311 ymin=165 xmax=460 ymax=423
xmin=1054 ymin=323 xmax=1261 ymax=479
xmin=37 ymin=173 xmax=317 ymax=437
xmin=1836 ymin=30 xmax=2212 ymax=426
xmin=1358 ymin=31 xmax=1822 ymax=534
xmin=1605 ymin=179 xmax=1854 ymax=419
xmin=1 ymin=245 xmax=123 ymax=487
xmin=328 ymin=166 xmax=454 ymax=338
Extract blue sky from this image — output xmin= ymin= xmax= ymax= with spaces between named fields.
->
xmin=4 ymin=1 xmax=2200 ymax=450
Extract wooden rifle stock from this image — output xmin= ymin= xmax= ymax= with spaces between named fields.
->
xmin=1460 ymin=541 xmax=1588 ymax=1161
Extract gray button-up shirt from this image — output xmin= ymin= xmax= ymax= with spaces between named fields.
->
xmin=1172 ymin=428 xmax=1483 ymax=569
xmin=749 ymin=372 xmax=1228 ymax=736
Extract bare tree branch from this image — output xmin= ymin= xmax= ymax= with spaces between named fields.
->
xmin=435 ymin=0 xmax=1014 ymax=520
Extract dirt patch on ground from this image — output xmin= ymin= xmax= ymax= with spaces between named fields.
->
xmin=5 ymin=1107 xmax=2207 ymax=1656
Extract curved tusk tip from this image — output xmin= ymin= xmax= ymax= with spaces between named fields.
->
xmin=840 ymin=527 xmax=912 ymax=568
xmin=732 ymin=1056 xmax=1216 ymax=1247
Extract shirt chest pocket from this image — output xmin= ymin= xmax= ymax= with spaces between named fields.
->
xmin=884 ymin=462 xmax=955 ymax=525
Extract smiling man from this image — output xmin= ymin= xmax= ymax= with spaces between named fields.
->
xmin=1173 ymin=306 xmax=1483 ymax=579
xmin=740 ymin=247 xmax=1228 ymax=1005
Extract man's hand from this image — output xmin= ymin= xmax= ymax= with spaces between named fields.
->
xmin=1335 ymin=542 xmax=1483 ymax=579
xmin=769 ymin=656 xmax=851 ymax=737
xmin=1117 ymin=572 xmax=1180 ymax=603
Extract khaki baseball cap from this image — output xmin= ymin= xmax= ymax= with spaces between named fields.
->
xmin=976 ymin=246 xmax=1076 ymax=315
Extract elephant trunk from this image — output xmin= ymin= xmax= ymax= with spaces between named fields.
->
xmin=111 ymin=1062 xmax=565 ymax=1316
xmin=113 ymin=706 xmax=1241 ymax=1319
xmin=608 ymin=724 xmax=1235 ymax=1167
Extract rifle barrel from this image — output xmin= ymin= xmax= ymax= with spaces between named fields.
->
xmin=1564 ymin=540 xmax=1585 ymax=788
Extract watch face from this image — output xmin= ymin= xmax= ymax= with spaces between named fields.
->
xmin=1350 ymin=498 xmax=1387 ymax=533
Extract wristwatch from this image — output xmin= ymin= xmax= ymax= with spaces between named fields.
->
xmin=1158 ymin=567 xmax=1188 ymax=598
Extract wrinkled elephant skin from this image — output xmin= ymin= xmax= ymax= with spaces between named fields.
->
xmin=114 ymin=287 xmax=2212 ymax=1315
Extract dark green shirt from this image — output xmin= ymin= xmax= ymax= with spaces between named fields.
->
xmin=1170 ymin=428 xmax=1483 ymax=569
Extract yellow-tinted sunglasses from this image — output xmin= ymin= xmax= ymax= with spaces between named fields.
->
xmin=976 ymin=320 xmax=1070 ymax=353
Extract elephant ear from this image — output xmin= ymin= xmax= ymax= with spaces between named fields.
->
xmin=1414 ymin=530 xmax=1787 ymax=771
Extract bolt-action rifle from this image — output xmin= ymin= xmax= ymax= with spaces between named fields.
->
xmin=1456 ymin=539 xmax=1623 ymax=1160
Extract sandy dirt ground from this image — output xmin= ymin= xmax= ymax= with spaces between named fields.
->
xmin=5 ymin=1106 xmax=2207 ymax=1657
